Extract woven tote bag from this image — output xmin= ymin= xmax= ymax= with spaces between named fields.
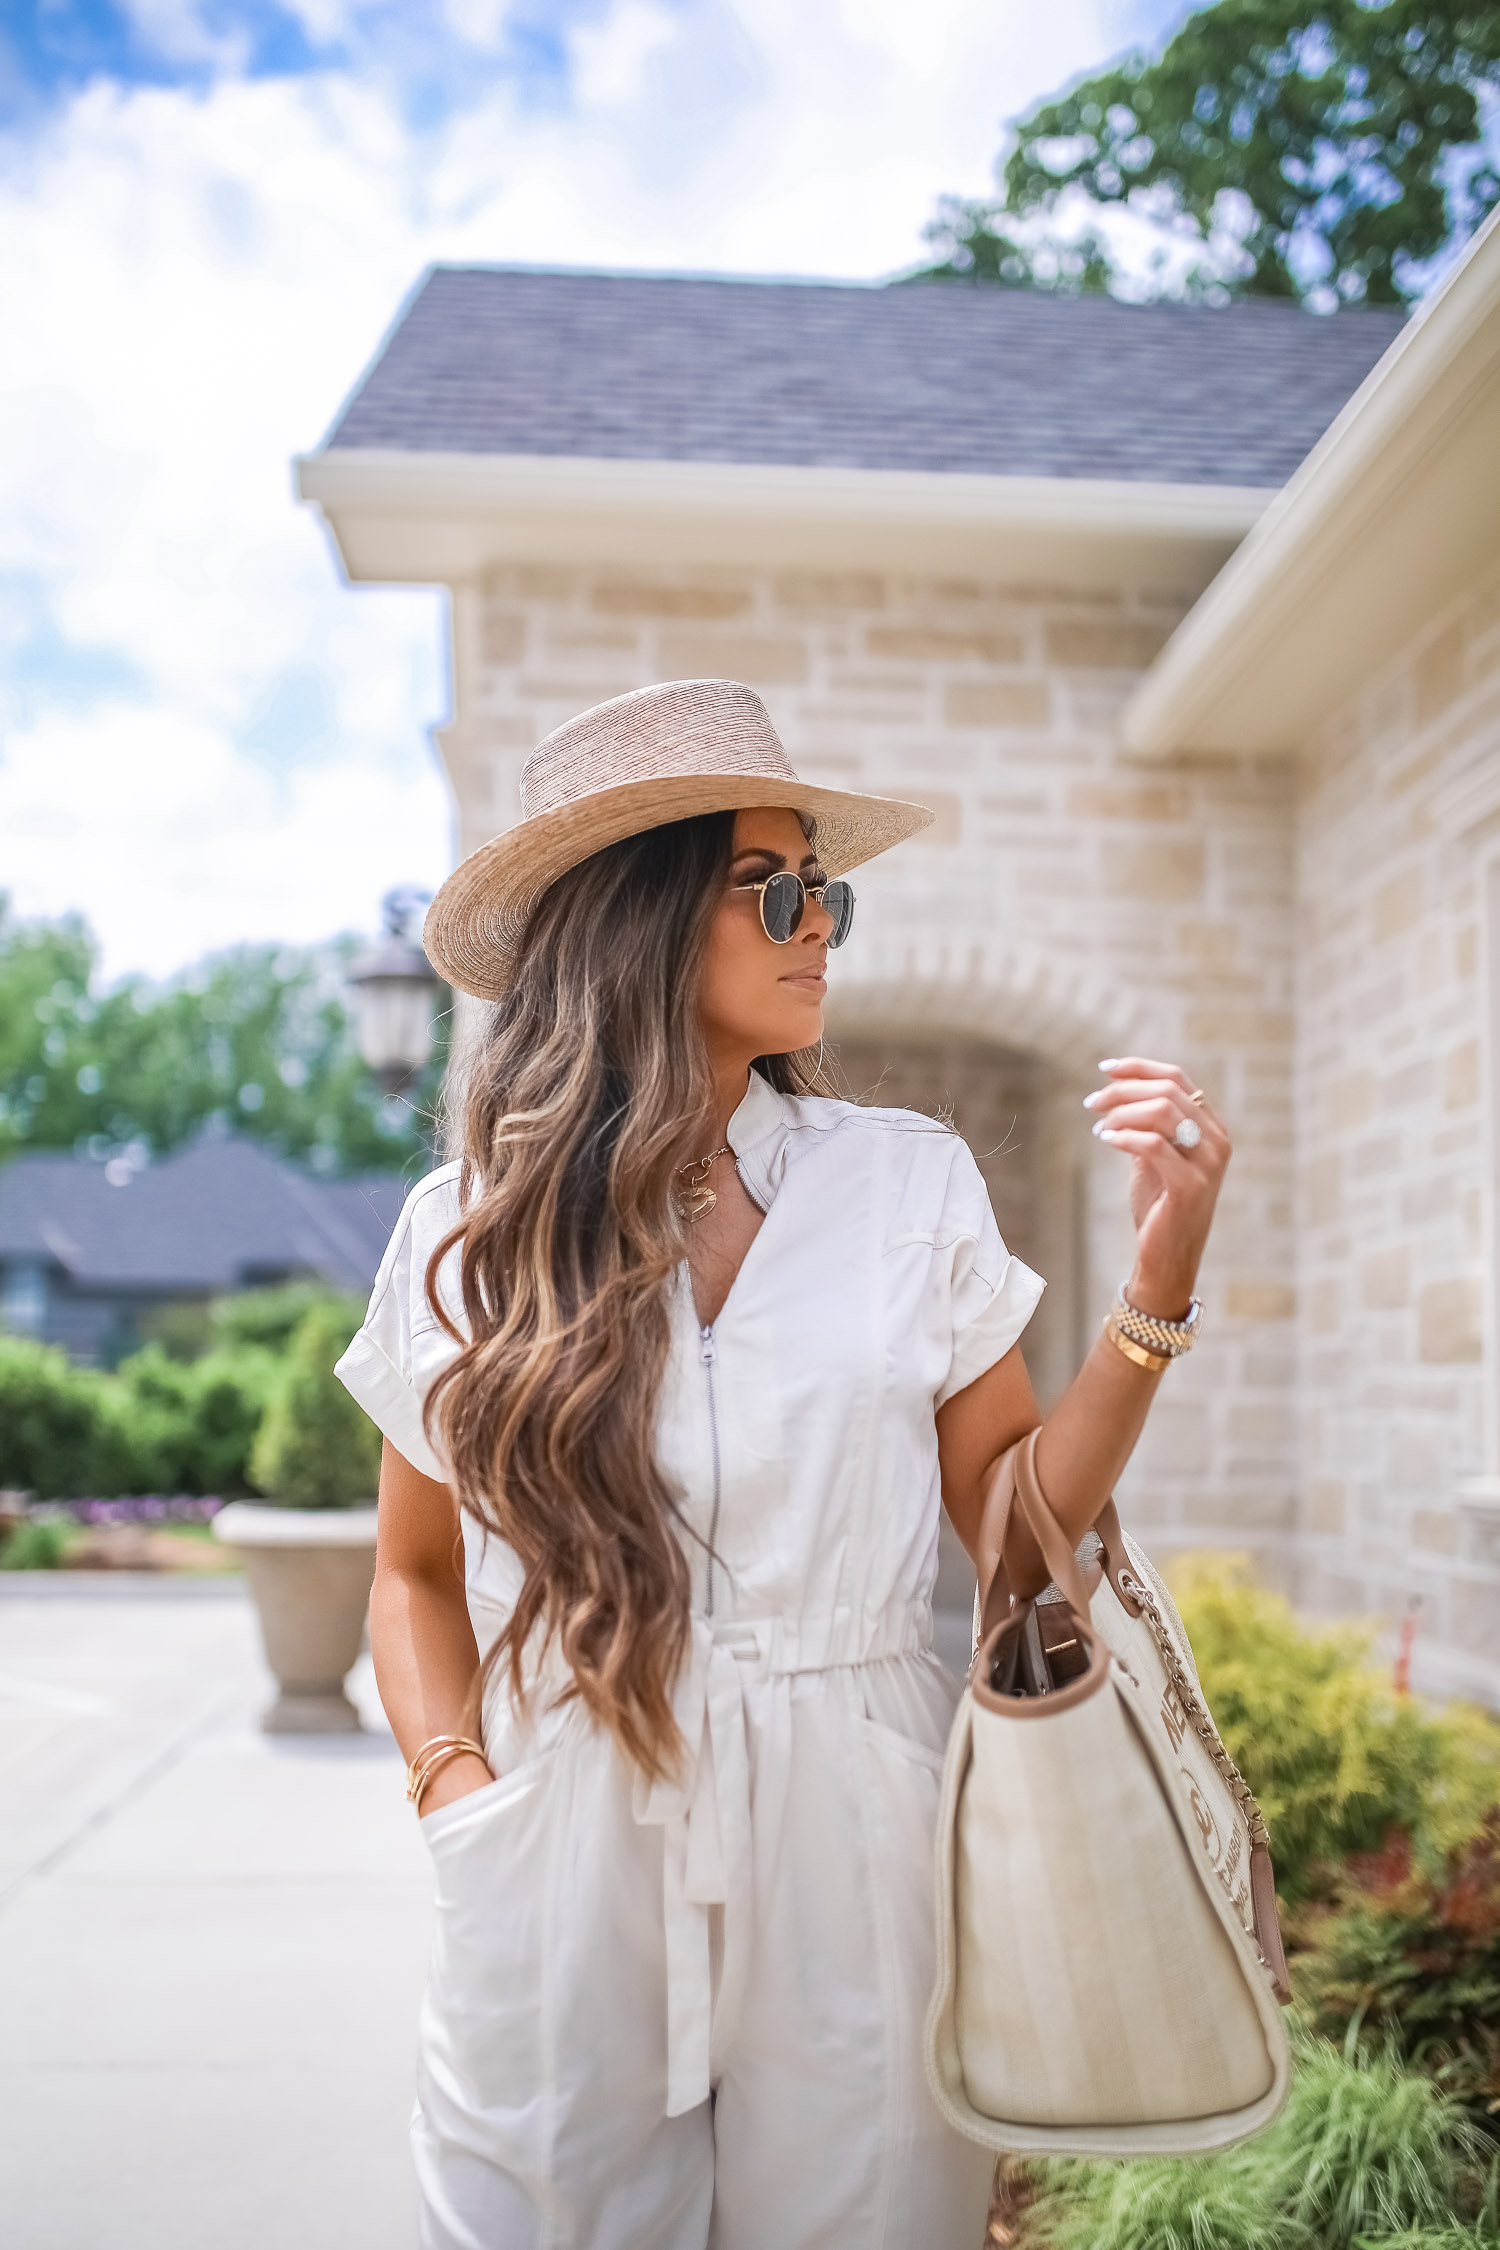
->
xmin=925 ymin=1430 xmax=1292 ymax=2157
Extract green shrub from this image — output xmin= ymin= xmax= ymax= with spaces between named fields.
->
xmin=212 ymin=1282 xmax=364 ymax=1358
xmin=0 ymin=1294 xmax=366 ymax=1499
xmin=1028 ymin=2036 xmax=1489 ymax=2250
xmin=0 ymin=1336 xmax=118 ymax=1498
xmin=135 ymin=1286 xmax=365 ymax=1366
xmin=249 ymin=1300 xmax=379 ymax=1508
xmin=1295 ymin=1819 xmax=1500 ymax=2130
xmin=0 ymin=1515 xmax=72 ymax=1570
xmin=183 ymin=1348 xmax=282 ymax=1493
xmin=136 ymin=1299 xmax=215 ymax=1363
xmin=110 ymin=1343 xmax=279 ymax=1496
xmin=1171 ymin=1557 xmax=1500 ymax=1903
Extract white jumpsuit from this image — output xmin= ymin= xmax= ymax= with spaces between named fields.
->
xmin=337 ymin=1071 xmax=1044 ymax=2250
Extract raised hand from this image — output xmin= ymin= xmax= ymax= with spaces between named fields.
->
xmin=1083 ymin=1057 xmax=1231 ymax=1320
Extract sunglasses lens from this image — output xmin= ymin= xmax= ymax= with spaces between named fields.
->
xmin=760 ymin=871 xmax=804 ymax=944
xmin=824 ymin=880 xmax=855 ymax=949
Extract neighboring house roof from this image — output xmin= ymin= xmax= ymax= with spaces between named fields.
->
xmin=0 ymin=1139 xmax=407 ymax=1296
xmin=324 ymin=266 xmax=1405 ymax=490
xmin=1125 ymin=206 xmax=1500 ymax=758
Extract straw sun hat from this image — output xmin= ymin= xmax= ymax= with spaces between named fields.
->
xmin=423 ymin=679 xmax=934 ymax=1000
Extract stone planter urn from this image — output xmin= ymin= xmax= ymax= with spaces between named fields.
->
xmin=213 ymin=1502 xmax=378 ymax=1734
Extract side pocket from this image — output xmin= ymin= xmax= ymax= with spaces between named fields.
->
xmin=418 ymin=1747 xmax=558 ymax=1851
xmin=415 ymin=1741 xmax=561 ymax=2177
xmin=855 ymin=1647 xmax=958 ymax=1779
xmin=860 ymin=1713 xmax=947 ymax=1778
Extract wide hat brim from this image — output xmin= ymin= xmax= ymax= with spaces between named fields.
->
xmin=424 ymin=771 xmax=933 ymax=1000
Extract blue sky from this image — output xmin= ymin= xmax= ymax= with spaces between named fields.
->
xmin=0 ymin=2 xmax=605 ymax=121
xmin=0 ymin=0 xmax=1186 ymax=977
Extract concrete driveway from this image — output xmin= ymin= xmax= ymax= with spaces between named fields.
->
xmin=0 ymin=1578 xmax=431 ymax=2250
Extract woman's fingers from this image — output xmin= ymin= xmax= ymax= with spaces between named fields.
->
xmin=1092 ymin=1125 xmax=1203 ymax=1183
xmin=1090 ymin=1088 xmax=1186 ymax=1130
xmin=1096 ymin=1058 xmax=1222 ymax=1119
xmin=1093 ymin=1094 xmax=1226 ymax=1150
xmin=1087 ymin=1068 xmax=1230 ymax=1151
xmin=1099 ymin=1056 xmax=1195 ymax=1093
xmin=1088 ymin=1081 xmax=1223 ymax=1136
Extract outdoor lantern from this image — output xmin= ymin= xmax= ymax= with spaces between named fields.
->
xmin=346 ymin=888 xmax=441 ymax=1096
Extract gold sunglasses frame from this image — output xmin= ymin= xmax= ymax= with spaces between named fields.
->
xmin=732 ymin=871 xmax=856 ymax=948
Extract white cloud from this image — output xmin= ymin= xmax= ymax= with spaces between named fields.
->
xmin=572 ymin=2 xmax=680 ymax=108
xmin=0 ymin=0 xmax=1156 ymax=982
xmin=0 ymin=700 xmax=453 ymax=976
xmin=440 ymin=0 xmax=521 ymax=55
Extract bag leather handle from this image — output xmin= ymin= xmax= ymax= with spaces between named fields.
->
xmin=977 ymin=1428 xmax=1100 ymax=1641
xmin=976 ymin=1428 xmax=1139 ymax=1642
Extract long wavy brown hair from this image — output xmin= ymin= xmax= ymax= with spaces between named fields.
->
xmin=424 ymin=809 xmax=825 ymax=1778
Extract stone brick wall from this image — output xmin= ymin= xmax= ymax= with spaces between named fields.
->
xmin=1296 ymin=556 xmax=1500 ymax=1703
xmin=438 ymin=561 xmax=1301 ymax=1573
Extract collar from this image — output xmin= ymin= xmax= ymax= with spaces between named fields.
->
xmin=725 ymin=1069 xmax=792 ymax=1211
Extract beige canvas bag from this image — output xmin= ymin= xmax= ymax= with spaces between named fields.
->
xmin=925 ymin=1430 xmax=1292 ymax=2157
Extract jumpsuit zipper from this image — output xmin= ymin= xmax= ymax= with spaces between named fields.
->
xmin=700 ymin=1323 xmax=722 ymax=1616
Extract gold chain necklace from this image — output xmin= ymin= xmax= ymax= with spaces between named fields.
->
xmin=675 ymin=1143 xmax=733 ymax=1223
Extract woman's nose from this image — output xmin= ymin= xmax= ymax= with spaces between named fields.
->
xmin=801 ymin=893 xmax=834 ymax=943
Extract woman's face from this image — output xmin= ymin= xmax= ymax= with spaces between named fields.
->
xmin=697 ymin=807 xmax=835 ymax=1071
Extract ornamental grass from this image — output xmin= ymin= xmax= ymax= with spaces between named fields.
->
xmin=1025 ymin=2035 xmax=1493 ymax=2250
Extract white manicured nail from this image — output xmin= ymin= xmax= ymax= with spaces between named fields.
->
xmin=1099 ymin=1058 xmax=1120 ymax=1069
xmin=1082 ymin=1091 xmax=1102 ymax=1108
xmin=1091 ymin=1120 xmax=1106 ymax=1136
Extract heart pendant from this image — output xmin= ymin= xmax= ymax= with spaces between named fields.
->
xmin=681 ymin=1181 xmax=718 ymax=1223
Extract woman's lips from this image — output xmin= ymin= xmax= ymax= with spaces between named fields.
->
xmin=780 ymin=966 xmax=827 ymax=991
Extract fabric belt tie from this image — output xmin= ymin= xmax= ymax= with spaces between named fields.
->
xmin=631 ymin=1604 xmax=931 ymax=2117
xmin=632 ymin=1618 xmax=756 ymax=2117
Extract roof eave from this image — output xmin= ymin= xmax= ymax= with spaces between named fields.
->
xmin=294 ymin=449 xmax=1274 ymax=600
xmin=1123 ymin=208 xmax=1500 ymax=762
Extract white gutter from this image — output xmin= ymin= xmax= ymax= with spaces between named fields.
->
xmin=1123 ymin=205 xmax=1500 ymax=761
xmin=295 ymin=449 xmax=1273 ymax=596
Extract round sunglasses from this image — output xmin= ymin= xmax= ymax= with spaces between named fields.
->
xmin=735 ymin=870 xmax=856 ymax=949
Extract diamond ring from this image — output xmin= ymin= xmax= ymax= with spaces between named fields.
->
xmin=1174 ymin=1116 xmax=1203 ymax=1151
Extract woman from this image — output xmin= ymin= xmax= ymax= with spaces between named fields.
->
xmin=337 ymin=678 xmax=1230 ymax=2250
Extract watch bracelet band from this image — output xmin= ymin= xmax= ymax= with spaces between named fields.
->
xmin=1111 ymin=1282 xmax=1203 ymax=1359
xmin=1101 ymin=1316 xmax=1173 ymax=1374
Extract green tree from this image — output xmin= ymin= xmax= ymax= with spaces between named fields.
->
xmin=0 ymin=895 xmax=447 ymax=1177
xmin=919 ymin=1 xmax=1500 ymax=306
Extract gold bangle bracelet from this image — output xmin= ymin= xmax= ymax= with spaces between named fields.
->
xmin=1101 ymin=1316 xmax=1172 ymax=1374
xmin=410 ymin=1745 xmax=492 ymax=1814
xmin=405 ymin=1734 xmax=489 ymax=1805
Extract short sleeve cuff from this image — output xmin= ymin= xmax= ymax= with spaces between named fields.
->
xmin=937 ymin=1255 xmax=1046 ymax=1408
xmin=335 ymin=1330 xmax=450 ymax=1485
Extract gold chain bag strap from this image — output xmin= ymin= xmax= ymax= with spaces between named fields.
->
xmin=925 ymin=1430 xmax=1291 ymax=2158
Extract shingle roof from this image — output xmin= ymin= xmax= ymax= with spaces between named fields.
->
xmin=0 ymin=1140 xmax=405 ymax=1295
xmin=324 ymin=266 xmax=1406 ymax=490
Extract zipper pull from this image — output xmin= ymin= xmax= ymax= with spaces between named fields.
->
xmin=699 ymin=1326 xmax=716 ymax=1366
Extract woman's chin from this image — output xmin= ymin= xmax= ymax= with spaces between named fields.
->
xmin=762 ymin=1002 xmax=824 ymax=1055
